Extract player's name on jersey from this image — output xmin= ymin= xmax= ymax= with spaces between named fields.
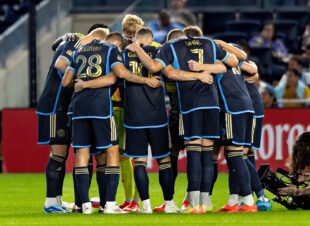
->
xmin=127 ymin=51 xmax=153 ymax=58
xmin=79 ymin=46 xmax=102 ymax=52
xmin=185 ymin=40 xmax=202 ymax=46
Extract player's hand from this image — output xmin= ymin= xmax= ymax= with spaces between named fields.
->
xmin=188 ymin=60 xmax=203 ymax=72
xmin=126 ymin=43 xmax=138 ymax=52
xmin=74 ymin=79 xmax=86 ymax=92
xmin=198 ymin=71 xmax=213 ymax=84
xmin=244 ymin=75 xmax=256 ymax=83
xmin=145 ymin=76 xmax=162 ymax=88
xmin=277 ymin=184 xmax=298 ymax=197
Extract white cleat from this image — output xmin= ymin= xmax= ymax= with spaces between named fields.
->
xmin=164 ymin=200 xmax=180 ymax=213
xmin=104 ymin=203 xmax=128 ymax=214
xmin=82 ymin=202 xmax=93 ymax=214
xmin=140 ymin=199 xmax=152 ymax=214
xmin=62 ymin=201 xmax=75 ymax=209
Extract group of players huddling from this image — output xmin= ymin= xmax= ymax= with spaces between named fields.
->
xmin=37 ymin=14 xmax=272 ymax=214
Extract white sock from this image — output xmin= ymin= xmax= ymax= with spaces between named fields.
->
xmin=257 ymin=195 xmax=268 ymax=202
xmin=244 ymin=194 xmax=254 ymax=206
xmin=142 ymin=199 xmax=151 ymax=210
xmin=199 ymin=192 xmax=209 ymax=206
xmin=189 ymin=191 xmax=200 ymax=207
xmin=133 ymin=199 xmax=139 ymax=204
xmin=165 ymin=199 xmax=174 ymax=207
xmin=45 ymin=197 xmax=57 ymax=208
xmin=206 ymin=195 xmax=212 ymax=208
xmin=105 ymin=201 xmax=116 ymax=208
xmin=56 ymin=195 xmax=62 ymax=205
xmin=228 ymin=194 xmax=238 ymax=206
xmin=238 ymin=195 xmax=245 ymax=204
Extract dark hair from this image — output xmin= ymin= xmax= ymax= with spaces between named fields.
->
xmin=135 ymin=27 xmax=153 ymax=39
xmin=88 ymin=24 xmax=111 ymax=34
xmin=263 ymin=21 xmax=277 ymax=41
xmin=292 ymin=132 xmax=310 ymax=173
xmin=105 ymin=32 xmax=124 ymax=49
xmin=290 ymin=56 xmax=302 ymax=66
xmin=287 ymin=68 xmax=301 ymax=77
xmin=238 ymin=39 xmax=250 ymax=53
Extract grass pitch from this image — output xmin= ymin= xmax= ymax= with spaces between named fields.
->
xmin=0 ymin=173 xmax=309 ymax=225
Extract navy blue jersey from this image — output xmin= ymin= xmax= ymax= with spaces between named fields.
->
xmin=164 ymin=77 xmax=180 ymax=126
xmin=68 ymin=40 xmax=123 ymax=119
xmin=240 ymin=61 xmax=264 ymax=117
xmin=217 ymin=65 xmax=254 ymax=114
xmin=37 ymin=39 xmax=81 ymax=115
xmin=123 ymin=45 xmax=168 ymax=128
xmin=155 ymin=36 xmax=228 ymax=114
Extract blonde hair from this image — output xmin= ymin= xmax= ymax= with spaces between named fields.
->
xmin=167 ymin=29 xmax=185 ymax=41
xmin=122 ymin=14 xmax=144 ymax=34
xmin=89 ymin=28 xmax=109 ymax=40
xmin=183 ymin=26 xmax=203 ymax=37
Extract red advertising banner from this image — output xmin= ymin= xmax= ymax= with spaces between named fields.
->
xmin=2 ymin=108 xmax=310 ymax=173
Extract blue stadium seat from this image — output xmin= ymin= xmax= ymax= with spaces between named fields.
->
xmin=276 ymin=10 xmax=310 ymax=34
xmin=239 ymin=10 xmax=274 ymax=24
xmin=226 ymin=20 xmax=261 ymax=38
xmin=202 ymin=11 xmax=236 ymax=35
xmin=211 ymin=31 xmax=248 ymax=43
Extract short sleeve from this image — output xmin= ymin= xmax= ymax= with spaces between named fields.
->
xmin=109 ymin=47 xmax=124 ymax=69
xmin=58 ymin=40 xmax=77 ymax=64
xmin=155 ymin=43 xmax=174 ymax=69
xmin=215 ymin=44 xmax=229 ymax=62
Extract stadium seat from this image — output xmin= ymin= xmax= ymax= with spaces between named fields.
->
xmin=226 ymin=20 xmax=261 ymax=38
xmin=276 ymin=10 xmax=310 ymax=33
xmin=239 ymin=10 xmax=274 ymax=24
xmin=211 ymin=31 xmax=248 ymax=43
xmin=273 ymin=20 xmax=299 ymax=52
xmin=250 ymin=47 xmax=272 ymax=76
xmin=202 ymin=11 xmax=236 ymax=35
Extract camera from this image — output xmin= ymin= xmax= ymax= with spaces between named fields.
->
xmin=258 ymin=164 xmax=310 ymax=209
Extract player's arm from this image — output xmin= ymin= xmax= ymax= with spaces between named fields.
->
xmin=112 ymin=64 xmax=162 ymax=88
xmin=163 ymin=65 xmax=214 ymax=84
xmin=54 ymin=58 xmax=69 ymax=73
xmin=126 ymin=43 xmax=163 ymax=73
xmin=214 ymin=39 xmax=247 ymax=62
xmin=187 ymin=60 xmax=227 ymax=74
xmin=54 ymin=41 xmax=76 ymax=73
xmin=214 ymin=42 xmax=239 ymax=68
xmin=240 ymin=60 xmax=258 ymax=75
xmin=74 ymin=72 xmax=118 ymax=92
xmin=62 ymin=67 xmax=75 ymax=87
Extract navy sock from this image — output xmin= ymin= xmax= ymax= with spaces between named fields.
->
xmin=46 ymin=155 xmax=65 ymax=198
xmin=75 ymin=166 xmax=90 ymax=204
xmin=96 ymin=164 xmax=106 ymax=207
xmin=186 ymin=144 xmax=202 ymax=191
xmin=73 ymin=167 xmax=81 ymax=207
xmin=158 ymin=161 xmax=174 ymax=201
xmin=88 ymin=157 xmax=93 ymax=187
xmin=209 ymin=160 xmax=218 ymax=195
xmin=105 ymin=166 xmax=120 ymax=202
xmin=247 ymin=150 xmax=256 ymax=167
xmin=200 ymin=146 xmax=214 ymax=192
xmin=170 ymin=154 xmax=179 ymax=186
xmin=134 ymin=161 xmax=149 ymax=201
xmin=225 ymin=150 xmax=252 ymax=196
xmin=244 ymin=158 xmax=264 ymax=198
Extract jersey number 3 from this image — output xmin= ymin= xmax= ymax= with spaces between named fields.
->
xmin=76 ymin=54 xmax=102 ymax=78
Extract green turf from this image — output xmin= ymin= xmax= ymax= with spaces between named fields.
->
xmin=0 ymin=173 xmax=309 ymax=225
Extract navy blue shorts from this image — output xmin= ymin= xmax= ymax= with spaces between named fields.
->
xmin=220 ymin=111 xmax=254 ymax=146
xmin=252 ymin=117 xmax=263 ymax=150
xmin=179 ymin=109 xmax=220 ymax=140
xmin=123 ymin=126 xmax=171 ymax=159
xmin=72 ymin=116 xmax=118 ymax=155
xmin=37 ymin=112 xmax=71 ymax=145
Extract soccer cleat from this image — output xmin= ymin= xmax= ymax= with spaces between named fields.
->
xmin=91 ymin=197 xmax=100 ymax=208
xmin=82 ymin=202 xmax=93 ymax=214
xmin=256 ymin=199 xmax=272 ymax=211
xmin=119 ymin=200 xmax=130 ymax=209
xmin=123 ymin=200 xmax=140 ymax=212
xmin=229 ymin=204 xmax=258 ymax=213
xmin=200 ymin=205 xmax=207 ymax=214
xmin=183 ymin=205 xmax=201 ymax=214
xmin=104 ymin=204 xmax=129 ymax=214
xmin=98 ymin=206 xmax=105 ymax=214
xmin=164 ymin=203 xmax=180 ymax=213
xmin=71 ymin=205 xmax=82 ymax=213
xmin=181 ymin=200 xmax=190 ymax=210
xmin=62 ymin=201 xmax=75 ymax=209
xmin=139 ymin=208 xmax=152 ymax=214
xmin=214 ymin=204 xmax=238 ymax=212
xmin=43 ymin=203 xmax=70 ymax=213
xmin=153 ymin=203 xmax=165 ymax=212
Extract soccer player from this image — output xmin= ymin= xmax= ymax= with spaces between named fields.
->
xmin=37 ymin=31 xmax=82 ymax=213
xmin=126 ymin=26 xmax=236 ymax=213
xmin=63 ymin=29 xmax=163 ymax=214
xmin=194 ymin=40 xmax=257 ymax=212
